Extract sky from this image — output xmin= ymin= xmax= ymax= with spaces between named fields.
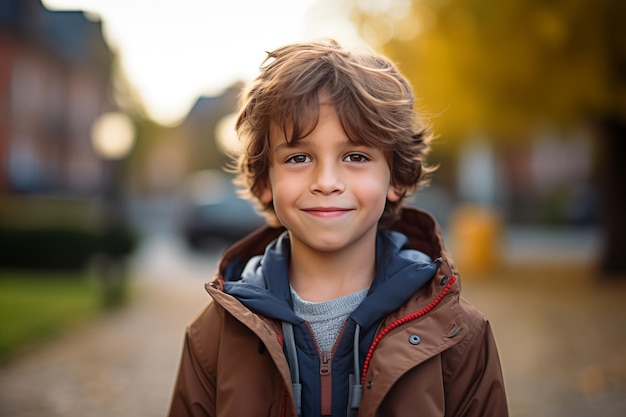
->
xmin=43 ymin=0 xmax=365 ymax=126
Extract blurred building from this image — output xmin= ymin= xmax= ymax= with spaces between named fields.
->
xmin=179 ymin=83 xmax=242 ymax=173
xmin=0 ymin=0 xmax=113 ymax=195
xmin=137 ymin=83 xmax=241 ymax=197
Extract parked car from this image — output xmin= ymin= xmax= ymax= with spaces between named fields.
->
xmin=179 ymin=170 xmax=266 ymax=249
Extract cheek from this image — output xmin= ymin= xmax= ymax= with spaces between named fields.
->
xmin=271 ymin=179 xmax=296 ymax=204
xmin=355 ymin=175 xmax=392 ymax=207
xmin=261 ymin=171 xmax=297 ymax=209
xmin=370 ymin=169 xmax=397 ymax=204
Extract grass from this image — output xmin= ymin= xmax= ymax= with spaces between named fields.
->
xmin=0 ymin=270 xmax=103 ymax=363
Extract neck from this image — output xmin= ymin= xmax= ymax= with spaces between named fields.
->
xmin=288 ymin=233 xmax=376 ymax=302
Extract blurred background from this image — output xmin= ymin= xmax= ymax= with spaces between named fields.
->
xmin=0 ymin=0 xmax=624 ymax=416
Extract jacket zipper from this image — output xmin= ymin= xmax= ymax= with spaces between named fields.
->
xmin=361 ymin=274 xmax=457 ymax=385
xmin=320 ymin=350 xmax=332 ymax=415
xmin=306 ymin=322 xmax=347 ymax=416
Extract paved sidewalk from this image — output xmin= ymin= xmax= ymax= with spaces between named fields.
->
xmin=1 ymin=234 xmax=625 ymax=417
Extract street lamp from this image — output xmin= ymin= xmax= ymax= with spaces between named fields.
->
xmin=215 ymin=112 xmax=242 ymax=155
xmin=90 ymin=111 xmax=136 ymax=307
xmin=90 ymin=112 xmax=136 ymax=160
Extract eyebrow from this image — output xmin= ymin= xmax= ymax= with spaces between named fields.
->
xmin=273 ymin=137 xmax=377 ymax=155
xmin=273 ymin=139 xmax=311 ymax=153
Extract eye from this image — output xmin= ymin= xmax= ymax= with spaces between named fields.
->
xmin=286 ymin=154 xmax=310 ymax=164
xmin=344 ymin=153 xmax=370 ymax=163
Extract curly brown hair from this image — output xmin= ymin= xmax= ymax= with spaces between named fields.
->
xmin=234 ymin=39 xmax=435 ymax=227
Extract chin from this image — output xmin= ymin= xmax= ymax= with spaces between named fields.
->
xmin=306 ymin=235 xmax=361 ymax=253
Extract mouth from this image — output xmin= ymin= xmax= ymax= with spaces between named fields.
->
xmin=301 ymin=207 xmax=353 ymax=218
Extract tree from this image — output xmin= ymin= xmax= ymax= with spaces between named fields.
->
xmin=348 ymin=0 xmax=626 ymax=276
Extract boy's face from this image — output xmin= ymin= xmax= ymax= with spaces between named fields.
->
xmin=260 ymin=96 xmax=402 ymax=255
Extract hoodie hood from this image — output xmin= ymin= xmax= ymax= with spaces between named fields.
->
xmin=223 ymin=232 xmax=301 ymax=324
xmin=222 ymin=226 xmax=438 ymax=331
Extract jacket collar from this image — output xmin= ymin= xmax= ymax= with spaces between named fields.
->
xmin=209 ymin=207 xmax=459 ymax=325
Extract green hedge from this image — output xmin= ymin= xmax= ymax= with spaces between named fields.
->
xmin=0 ymin=226 xmax=136 ymax=271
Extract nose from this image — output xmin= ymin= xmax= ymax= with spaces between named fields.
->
xmin=310 ymin=159 xmax=345 ymax=195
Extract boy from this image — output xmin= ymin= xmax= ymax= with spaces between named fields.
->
xmin=168 ymin=39 xmax=508 ymax=417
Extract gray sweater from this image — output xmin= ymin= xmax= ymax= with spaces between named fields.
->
xmin=290 ymin=286 xmax=369 ymax=352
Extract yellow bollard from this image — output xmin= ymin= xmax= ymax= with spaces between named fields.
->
xmin=448 ymin=204 xmax=502 ymax=278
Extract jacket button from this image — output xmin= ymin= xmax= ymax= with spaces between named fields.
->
xmin=409 ymin=335 xmax=421 ymax=345
xmin=366 ymin=381 xmax=374 ymax=389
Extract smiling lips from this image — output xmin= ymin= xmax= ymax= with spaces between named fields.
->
xmin=301 ymin=207 xmax=353 ymax=218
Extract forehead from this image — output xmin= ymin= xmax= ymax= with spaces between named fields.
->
xmin=269 ymin=103 xmax=346 ymax=147
xmin=268 ymin=94 xmax=329 ymax=138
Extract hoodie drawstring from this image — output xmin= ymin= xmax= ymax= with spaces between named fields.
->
xmin=282 ymin=322 xmax=302 ymax=417
xmin=347 ymin=323 xmax=363 ymax=416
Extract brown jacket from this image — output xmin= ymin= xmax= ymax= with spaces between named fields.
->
xmin=168 ymin=208 xmax=508 ymax=416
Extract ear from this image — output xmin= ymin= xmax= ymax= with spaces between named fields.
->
xmin=387 ymin=185 xmax=404 ymax=202
xmin=259 ymin=183 xmax=273 ymax=204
